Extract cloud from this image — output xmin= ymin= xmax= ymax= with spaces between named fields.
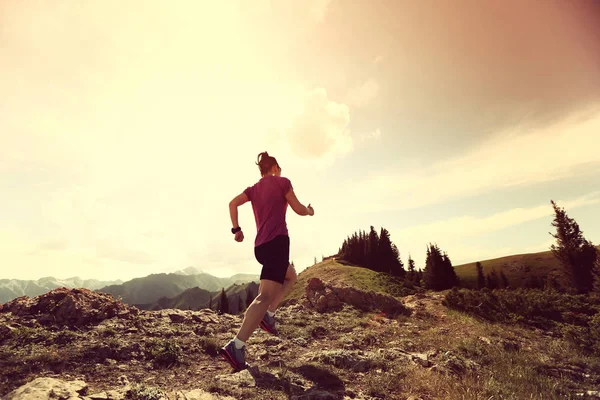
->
xmin=392 ymin=191 xmax=600 ymax=266
xmin=399 ymin=191 xmax=600 ymax=240
xmin=346 ymin=78 xmax=379 ymax=108
xmin=344 ymin=108 xmax=600 ymax=213
xmin=285 ymin=88 xmax=352 ymax=162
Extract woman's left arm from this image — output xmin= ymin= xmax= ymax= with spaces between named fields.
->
xmin=229 ymin=193 xmax=249 ymax=232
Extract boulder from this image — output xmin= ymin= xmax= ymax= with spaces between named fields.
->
xmin=304 ymin=278 xmax=411 ymax=316
xmin=175 ymin=389 xmax=237 ymax=400
xmin=4 ymin=377 xmax=87 ymax=400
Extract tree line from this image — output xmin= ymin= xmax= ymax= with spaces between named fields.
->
xmin=337 ymin=226 xmax=460 ymax=290
xmin=216 ymin=200 xmax=598 ymax=315
xmin=337 ymin=199 xmax=599 ymax=295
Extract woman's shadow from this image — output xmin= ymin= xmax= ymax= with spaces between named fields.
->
xmin=248 ymin=363 xmax=345 ymax=398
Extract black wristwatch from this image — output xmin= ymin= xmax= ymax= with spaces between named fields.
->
xmin=231 ymin=226 xmax=242 ymax=234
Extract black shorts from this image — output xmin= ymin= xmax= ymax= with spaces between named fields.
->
xmin=254 ymin=235 xmax=290 ymax=284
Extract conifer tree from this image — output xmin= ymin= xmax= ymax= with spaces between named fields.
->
xmin=407 ymin=254 xmax=416 ymax=284
xmin=218 ymin=288 xmax=229 ymax=314
xmin=368 ymin=226 xmax=379 ymax=271
xmin=390 ymin=243 xmax=405 ymax=278
xmin=550 ymin=200 xmax=599 ymax=294
xmin=237 ymin=297 xmax=244 ymax=314
xmin=476 ymin=262 xmax=485 ymax=290
xmin=486 ymin=269 xmax=499 ymax=289
xmin=424 ymin=244 xmax=458 ymax=290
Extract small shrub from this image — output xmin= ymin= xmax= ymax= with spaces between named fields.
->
xmin=146 ymin=338 xmax=182 ymax=367
xmin=129 ymin=383 xmax=167 ymax=400
xmin=443 ymin=288 xmax=600 ymax=330
xmin=12 ymin=327 xmax=52 ymax=346
xmin=199 ymin=337 xmax=220 ymax=356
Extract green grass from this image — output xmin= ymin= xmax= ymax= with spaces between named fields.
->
xmin=285 ymin=259 xmax=416 ymax=303
xmin=453 ymin=249 xmax=563 ymax=288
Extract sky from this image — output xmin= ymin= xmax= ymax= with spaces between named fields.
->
xmin=1 ymin=0 xmax=600 ymax=281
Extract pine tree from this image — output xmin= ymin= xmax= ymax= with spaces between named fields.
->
xmin=486 ymin=270 xmax=499 ymax=289
xmin=209 ymin=295 xmax=213 ymax=310
xmin=424 ymin=244 xmax=442 ymax=290
xmin=378 ymin=228 xmax=403 ymax=276
xmin=407 ymin=254 xmax=416 ymax=284
xmin=550 ymin=200 xmax=599 ymax=294
xmin=218 ymin=288 xmax=230 ymax=314
xmin=390 ymin=243 xmax=405 ymax=278
xmin=476 ymin=262 xmax=485 ymax=289
xmin=441 ymin=252 xmax=459 ymax=287
xmin=424 ymin=244 xmax=458 ymax=290
xmin=368 ymin=226 xmax=379 ymax=271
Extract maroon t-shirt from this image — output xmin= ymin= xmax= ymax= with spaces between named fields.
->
xmin=243 ymin=176 xmax=293 ymax=247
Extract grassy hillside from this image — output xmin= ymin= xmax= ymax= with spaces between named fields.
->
xmin=454 ymin=250 xmax=561 ymax=288
xmin=454 ymin=246 xmax=600 ymax=288
xmin=285 ymin=259 xmax=417 ymax=304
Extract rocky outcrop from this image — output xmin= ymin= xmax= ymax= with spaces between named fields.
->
xmin=304 ymin=277 xmax=411 ymax=316
xmin=0 ymin=288 xmax=138 ymax=327
xmin=307 ymin=349 xmax=385 ymax=372
xmin=4 ymin=377 xmax=88 ymax=400
xmin=5 ymin=377 xmax=238 ymax=400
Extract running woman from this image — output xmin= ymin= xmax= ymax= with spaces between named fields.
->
xmin=220 ymin=152 xmax=314 ymax=370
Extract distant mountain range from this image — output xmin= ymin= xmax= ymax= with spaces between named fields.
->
xmin=148 ymin=281 xmax=260 ymax=314
xmin=0 ymin=268 xmax=259 ymax=307
xmin=0 ymin=277 xmax=123 ymax=304
xmin=98 ymin=272 xmax=259 ymax=307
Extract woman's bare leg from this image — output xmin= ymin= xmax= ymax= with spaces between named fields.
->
xmin=236 ymin=279 xmax=282 ymax=342
xmin=268 ymin=264 xmax=297 ymax=313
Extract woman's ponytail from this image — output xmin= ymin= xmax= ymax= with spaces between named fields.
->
xmin=256 ymin=151 xmax=279 ymax=176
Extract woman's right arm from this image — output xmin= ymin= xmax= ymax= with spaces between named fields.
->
xmin=285 ymin=189 xmax=314 ymax=216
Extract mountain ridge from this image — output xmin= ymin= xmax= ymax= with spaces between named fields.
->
xmin=99 ymin=271 xmax=259 ymax=306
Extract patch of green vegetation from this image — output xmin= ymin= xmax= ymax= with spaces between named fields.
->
xmin=11 ymin=326 xmax=52 ymax=347
xmin=145 ymin=338 xmax=183 ymax=367
xmin=129 ymin=383 xmax=167 ymax=400
xmin=453 ymin=250 xmax=563 ymax=289
xmin=443 ymin=288 xmax=600 ymax=355
xmin=199 ymin=336 xmax=220 ymax=356
xmin=284 ymin=260 xmax=417 ymax=304
xmin=55 ymin=330 xmax=79 ymax=345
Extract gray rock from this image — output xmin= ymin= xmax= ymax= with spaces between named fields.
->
xmin=5 ymin=377 xmax=88 ymax=400
xmin=310 ymin=350 xmax=383 ymax=372
xmin=292 ymin=337 xmax=308 ymax=347
xmin=291 ymin=388 xmax=339 ymax=400
xmin=175 ymin=389 xmax=237 ymax=400
xmin=215 ymin=368 xmax=256 ymax=388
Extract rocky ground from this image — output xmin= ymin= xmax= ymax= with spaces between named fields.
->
xmin=1 ymin=280 xmax=600 ymax=399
